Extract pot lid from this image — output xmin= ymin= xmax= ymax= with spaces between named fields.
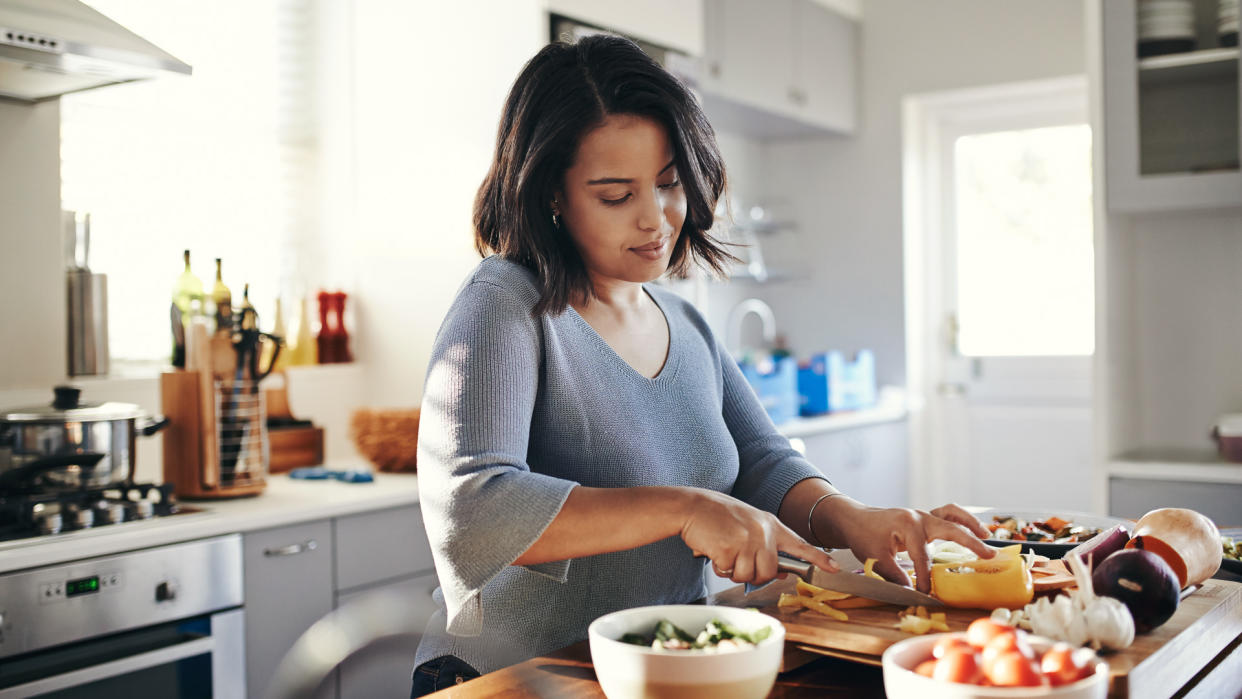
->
xmin=1 ymin=385 xmax=146 ymax=422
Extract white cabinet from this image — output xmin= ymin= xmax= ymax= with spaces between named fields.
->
xmin=794 ymin=0 xmax=857 ymax=133
xmin=1109 ymin=476 xmax=1242 ymax=523
xmin=337 ymin=573 xmax=440 ymax=699
xmin=702 ymin=0 xmax=795 ymax=115
xmin=546 ymin=0 xmax=704 ymax=55
xmin=700 ymin=0 xmax=857 ymax=137
xmin=244 ymin=520 xmax=336 ymax=699
xmin=802 ymin=421 xmax=908 ymax=508
xmin=1101 ymin=0 xmax=1242 ymax=211
xmin=243 ymin=505 xmax=438 ymax=699
xmin=1090 ymin=0 xmax=1242 ymax=518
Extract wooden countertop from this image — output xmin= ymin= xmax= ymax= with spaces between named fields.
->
xmin=428 ymin=639 xmax=887 ymax=698
xmin=430 ymin=579 xmax=1242 ymax=699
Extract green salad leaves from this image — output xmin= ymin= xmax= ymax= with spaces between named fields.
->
xmin=620 ymin=618 xmax=773 ymax=651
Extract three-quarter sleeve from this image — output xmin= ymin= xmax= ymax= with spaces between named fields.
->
xmin=720 ymin=339 xmax=827 ymax=515
xmin=417 ymin=279 xmax=578 ymax=637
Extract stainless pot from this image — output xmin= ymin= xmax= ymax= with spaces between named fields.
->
xmin=0 ymin=386 xmax=168 ymax=492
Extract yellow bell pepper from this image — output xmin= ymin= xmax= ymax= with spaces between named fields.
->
xmin=930 ymin=545 xmax=1034 ymax=610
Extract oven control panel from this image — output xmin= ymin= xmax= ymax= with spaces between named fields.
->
xmin=0 ymin=534 xmax=242 ymax=659
xmin=38 ymin=571 xmax=123 ymax=604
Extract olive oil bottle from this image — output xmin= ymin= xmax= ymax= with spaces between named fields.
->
xmin=212 ymin=258 xmax=233 ymax=334
xmin=170 ymin=250 xmax=204 ymax=367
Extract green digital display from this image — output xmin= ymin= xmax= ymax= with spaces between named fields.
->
xmin=66 ymin=576 xmax=100 ymax=597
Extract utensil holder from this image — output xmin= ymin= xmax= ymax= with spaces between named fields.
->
xmin=161 ymin=370 xmax=267 ymax=498
xmin=215 ymin=378 xmax=268 ymax=487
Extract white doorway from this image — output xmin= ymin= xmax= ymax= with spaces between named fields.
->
xmin=903 ymin=77 xmax=1096 ymax=513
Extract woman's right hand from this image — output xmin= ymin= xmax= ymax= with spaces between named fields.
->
xmin=678 ymin=488 xmax=838 ymax=585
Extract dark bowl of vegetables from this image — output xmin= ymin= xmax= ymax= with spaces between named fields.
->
xmin=976 ymin=510 xmax=1131 ymax=559
xmin=588 ymin=605 xmax=784 ymax=699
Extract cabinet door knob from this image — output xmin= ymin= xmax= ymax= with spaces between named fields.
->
xmin=264 ymin=539 xmax=318 ymax=557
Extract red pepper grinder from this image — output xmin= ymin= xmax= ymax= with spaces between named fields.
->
xmin=332 ymin=291 xmax=353 ymax=363
xmin=316 ymin=290 xmax=335 ymax=363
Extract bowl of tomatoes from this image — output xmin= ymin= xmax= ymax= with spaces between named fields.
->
xmin=882 ymin=618 xmax=1108 ymax=698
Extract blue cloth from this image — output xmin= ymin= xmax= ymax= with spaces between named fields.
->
xmin=413 ymin=256 xmax=826 ymax=674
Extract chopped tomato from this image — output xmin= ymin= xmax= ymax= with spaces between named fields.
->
xmin=981 ymin=630 xmax=1036 ymax=671
xmin=933 ymin=647 xmax=983 ymax=685
xmin=966 ymin=618 xmax=1013 ymax=649
xmin=985 ymin=652 xmax=1047 ymax=687
xmin=932 ymin=636 xmax=974 ymax=659
xmin=1041 ymin=644 xmax=1092 ymax=686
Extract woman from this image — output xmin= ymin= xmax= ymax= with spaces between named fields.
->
xmin=411 ymin=34 xmax=992 ymax=695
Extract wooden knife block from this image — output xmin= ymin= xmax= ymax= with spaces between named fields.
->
xmin=161 ymin=370 xmax=267 ymax=499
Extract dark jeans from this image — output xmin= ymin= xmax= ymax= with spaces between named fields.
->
xmin=410 ymin=655 xmax=481 ymax=697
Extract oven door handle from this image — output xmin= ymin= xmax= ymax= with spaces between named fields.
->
xmin=0 ymin=634 xmax=215 ymax=698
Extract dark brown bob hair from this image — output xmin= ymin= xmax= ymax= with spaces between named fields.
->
xmin=474 ymin=34 xmax=735 ymax=315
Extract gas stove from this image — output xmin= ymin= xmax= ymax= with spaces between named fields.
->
xmin=0 ymin=482 xmax=200 ymax=543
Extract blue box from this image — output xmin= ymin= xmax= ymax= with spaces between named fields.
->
xmin=739 ymin=355 xmax=799 ymax=424
xmin=798 ymin=350 xmax=877 ymax=415
xmin=797 ymin=356 xmax=830 ymax=416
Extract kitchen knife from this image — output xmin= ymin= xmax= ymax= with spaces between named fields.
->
xmin=774 ymin=555 xmax=943 ymax=607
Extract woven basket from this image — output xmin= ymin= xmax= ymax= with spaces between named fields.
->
xmin=349 ymin=407 xmax=420 ymax=473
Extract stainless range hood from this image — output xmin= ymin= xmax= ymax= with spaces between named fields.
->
xmin=0 ymin=0 xmax=190 ymax=102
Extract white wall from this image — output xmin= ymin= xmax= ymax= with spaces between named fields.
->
xmin=1113 ymin=209 xmax=1242 ymax=454
xmin=0 ymin=100 xmax=62 ymax=390
xmin=744 ymin=0 xmax=1088 ymax=387
xmin=343 ymin=0 xmax=546 ymax=406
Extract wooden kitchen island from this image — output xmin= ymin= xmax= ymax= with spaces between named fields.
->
xmin=429 ymin=578 xmax=1242 ymax=699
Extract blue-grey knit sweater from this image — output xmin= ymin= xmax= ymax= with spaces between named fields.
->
xmin=413 ymin=256 xmax=825 ymax=674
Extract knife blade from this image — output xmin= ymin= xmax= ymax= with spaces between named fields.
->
xmin=776 ymin=555 xmax=943 ymax=607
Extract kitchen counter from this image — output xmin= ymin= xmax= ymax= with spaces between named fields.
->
xmin=433 ymin=639 xmax=886 ymax=697
xmin=0 ymin=471 xmax=419 ymax=574
xmin=432 ymin=580 xmax=1242 ymax=698
xmin=774 ymin=386 xmax=906 ymax=439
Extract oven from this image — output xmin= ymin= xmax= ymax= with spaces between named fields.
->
xmin=0 ymin=534 xmax=243 ymax=698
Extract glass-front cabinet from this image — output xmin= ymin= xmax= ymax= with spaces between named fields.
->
xmin=1102 ymin=0 xmax=1242 ymax=211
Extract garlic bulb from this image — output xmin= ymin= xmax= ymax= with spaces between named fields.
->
xmin=1020 ymin=553 xmax=1135 ymax=652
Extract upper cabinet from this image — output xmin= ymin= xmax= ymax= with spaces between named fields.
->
xmin=545 ymin=0 xmax=705 ymax=56
xmin=699 ymin=0 xmax=858 ymax=138
xmin=1102 ymin=0 xmax=1242 ymax=211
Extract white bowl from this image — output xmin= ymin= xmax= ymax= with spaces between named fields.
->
xmin=588 ymin=605 xmax=784 ymax=699
xmin=882 ymin=632 xmax=1108 ymax=699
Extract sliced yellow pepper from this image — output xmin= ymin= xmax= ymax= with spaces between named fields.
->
xmin=930 ymin=545 xmax=1033 ymax=610
xmin=795 ymin=579 xmax=852 ymax=601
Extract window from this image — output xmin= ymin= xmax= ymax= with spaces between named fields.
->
xmin=61 ymin=0 xmax=318 ymax=362
xmin=953 ymin=124 xmax=1095 ymax=357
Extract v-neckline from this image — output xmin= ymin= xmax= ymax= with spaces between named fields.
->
xmin=566 ymin=287 xmax=680 ymax=384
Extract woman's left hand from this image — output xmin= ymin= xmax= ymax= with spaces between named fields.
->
xmin=826 ymin=501 xmax=995 ymax=594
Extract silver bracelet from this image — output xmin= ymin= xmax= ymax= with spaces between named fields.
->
xmin=806 ymin=491 xmax=845 ymax=548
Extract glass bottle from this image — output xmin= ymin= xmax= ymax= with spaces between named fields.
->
xmin=286 ymin=295 xmax=318 ymax=366
xmin=212 ymin=258 xmax=233 ymax=334
xmin=171 ymin=249 xmax=204 ymax=367
xmin=172 ymin=250 xmax=204 ymax=318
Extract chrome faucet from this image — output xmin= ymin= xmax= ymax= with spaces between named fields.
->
xmin=726 ymin=298 xmax=776 ymax=357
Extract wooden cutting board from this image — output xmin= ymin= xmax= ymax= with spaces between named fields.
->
xmin=713 ymin=577 xmax=1242 ymax=699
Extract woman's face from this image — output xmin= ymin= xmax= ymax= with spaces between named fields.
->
xmin=556 ymin=114 xmax=686 ymax=287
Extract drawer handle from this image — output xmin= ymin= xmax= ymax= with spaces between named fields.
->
xmin=264 ymin=540 xmax=318 ymax=557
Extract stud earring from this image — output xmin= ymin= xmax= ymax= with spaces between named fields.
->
xmin=551 ymin=201 xmax=561 ymax=229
